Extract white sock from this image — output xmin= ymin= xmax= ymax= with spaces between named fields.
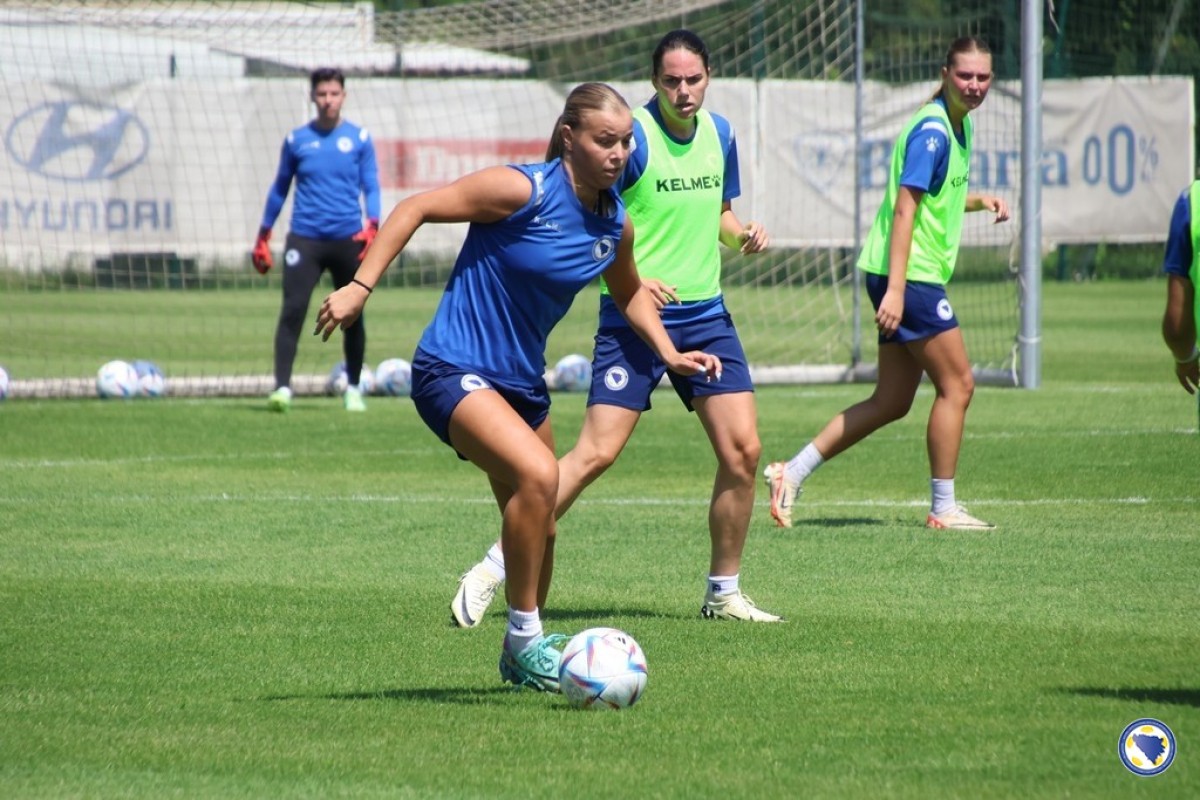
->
xmin=505 ymin=607 xmax=543 ymax=653
xmin=707 ymin=574 xmax=739 ymax=596
xmin=482 ymin=542 xmax=506 ymax=582
xmin=931 ymin=478 xmax=956 ymax=515
xmin=784 ymin=442 xmax=825 ymax=485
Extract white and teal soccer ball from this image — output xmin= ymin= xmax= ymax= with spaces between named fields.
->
xmin=326 ymin=361 xmax=375 ymax=396
xmin=375 ymin=357 xmax=413 ymax=397
xmin=0 ymin=365 xmax=9 ymax=400
xmin=132 ymin=360 xmax=166 ymax=398
xmin=553 ymin=353 xmax=592 ymax=392
xmin=558 ymin=627 xmax=648 ymax=710
xmin=96 ymin=360 xmax=138 ymax=399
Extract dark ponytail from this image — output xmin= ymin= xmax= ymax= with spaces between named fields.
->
xmin=651 ymin=29 xmax=710 ymax=76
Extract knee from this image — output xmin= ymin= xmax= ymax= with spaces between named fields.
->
xmin=940 ymin=373 xmax=975 ymax=409
xmin=520 ymin=457 xmax=559 ymax=512
xmin=573 ymin=441 xmax=621 ymax=483
xmin=875 ymin=395 xmax=914 ymax=424
xmin=719 ymin=433 xmax=761 ymax=484
xmin=278 ymin=300 xmax=309 ymax=328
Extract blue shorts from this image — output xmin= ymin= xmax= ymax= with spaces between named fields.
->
xmin=588 ymin=313 xmax=754 ymax=413
xmin=410 ymin=349 xmax=551 ymax=454
xmin=865 ymin=272 xmax=959 ymax=344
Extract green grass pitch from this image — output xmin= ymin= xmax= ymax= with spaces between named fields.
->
xmin=1 ymin=280 xmax=1197 ymax=797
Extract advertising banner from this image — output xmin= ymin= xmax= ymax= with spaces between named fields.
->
xmin=0 ymin=76 xmax=1192 ymax=270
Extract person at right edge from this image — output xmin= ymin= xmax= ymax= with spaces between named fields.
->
xmin=764 ymin=36 xmax=1010 ymax=531
xmin=1160 ymin=177 xmax=1200 ymax=410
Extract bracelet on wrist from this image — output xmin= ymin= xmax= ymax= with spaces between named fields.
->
xmin=1175 ymin=345 xmax=1200 ymax=364
xmin=350 ymin=278 xmax=374 ymax=294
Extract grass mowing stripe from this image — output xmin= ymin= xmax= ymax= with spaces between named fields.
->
xmin=2 ymin=280 xmax=1197 ymax=798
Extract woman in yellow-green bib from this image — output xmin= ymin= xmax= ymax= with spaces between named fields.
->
xmin=451 ymin=29 xmax=782 ymax=629
xmin=765 ymin=36 xmax=1010 ymax=532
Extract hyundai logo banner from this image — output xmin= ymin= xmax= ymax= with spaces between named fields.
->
xmin=0 ymin=77 xmax=1192 ymax=271
xmin=7 ymin=101 xmax=151 ymax=182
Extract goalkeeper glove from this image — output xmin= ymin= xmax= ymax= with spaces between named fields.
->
xmin=353 ymin=219 xmax=379 ymax=262
xmin=251 ymin=227 xmax=273 ymax=275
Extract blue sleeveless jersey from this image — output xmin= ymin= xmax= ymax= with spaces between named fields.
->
xmin=261 ymin=120 xmax=381 ymax=240
xmin=417 ymin=159 xmax=625 ymax=386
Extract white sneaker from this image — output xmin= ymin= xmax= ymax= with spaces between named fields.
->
xmin=763 ymin=462 xmax=801 ymax=528
xmin=926 ymin=505 xmax=996 ymax=531
xmin=701 ymin=590 xmax=784 ymax=622
xmin=450 ymin=564 xmax=502 ymax=628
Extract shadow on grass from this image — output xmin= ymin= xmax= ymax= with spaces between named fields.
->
xmin=790 ymin=517 xmax=891 ymax=528
xmin=540 ymin=606 xmax=676 ymax=623
xmin=259 ymin=686 xmax=525 ymax=704
xmin=1060 ymin=687 xmax=1200 ymax=708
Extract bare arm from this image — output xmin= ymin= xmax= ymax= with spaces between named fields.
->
xmin=966 ymin=193 xmax=1011 ymax=223
xmin=718 ymin=201 xmax=770 ymax=254
xmin=604 ymin=217 xmax=722 ymax=378
xmin=875 ymin=186 xmax=922 ymax=336
xmin=1163 ymin=273 xmax=1199 ymax=393
xmin=314 ymin=166 xmax=530 ymax=340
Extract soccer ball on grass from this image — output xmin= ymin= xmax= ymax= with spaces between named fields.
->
xmin=327 ymin=361 xmax=376 ymax=396
xmin=375 ymin=357 xmax=413 ymax=397
xmin=558 ymin=627 xmax=647 ymax=710
xmin=132 ymin=360 xmax=166 ymax=397
xmin=96 ymin=360 xmax=139 ymax=399
xmin=553 ymin=353 xmax=592 ymax=392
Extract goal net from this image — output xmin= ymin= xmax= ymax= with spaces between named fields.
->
xmin=0 ymin=0 xmax=1022 ymax=398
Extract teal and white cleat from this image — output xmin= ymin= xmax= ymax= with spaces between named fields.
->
xmin=499 ymin=633 xmax=569 ymax=693
xmin=267 ymin=386 xmax=292 ymax=413
xmin=343 ymin=386 xmax=367 ymax=412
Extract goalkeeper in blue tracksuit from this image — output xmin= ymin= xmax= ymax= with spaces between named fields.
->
xmin=251 ymin=67 xmax=381 ymax=413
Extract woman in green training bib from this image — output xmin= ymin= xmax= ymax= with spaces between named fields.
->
xmin=451 ymin=29 xmax=782 ymax=628
xmin=764 ymin=36 xmax=1010 ymax=531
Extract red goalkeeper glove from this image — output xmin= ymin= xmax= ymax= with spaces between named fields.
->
xmin=353 ymin=219 xmax=379 ymax=262
xmin=251 ymin=227 xmax=273 ymax=275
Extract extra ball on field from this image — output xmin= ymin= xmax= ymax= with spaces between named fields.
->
xmin=327 ymin=361 xmax=376 ymax=396
xmin=96 ymin=360 xmax=138 ymax=399
xmin=375 ymin=357 xmax=412 ymax=397
xmin=553 ymin=353 xmax=591 ymax=392
xmin=558 ymin=627 xmax=647 ymax=710
xmin=132 ymin=360 xmax=166 ymax=397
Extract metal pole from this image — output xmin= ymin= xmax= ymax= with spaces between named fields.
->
xmin=851 ymin=0 xmax=864 ymax=370
xmin=1019 ymin=0 xmax=1042 ymax=388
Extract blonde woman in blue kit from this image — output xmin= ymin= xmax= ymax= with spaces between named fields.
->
xmin=315 ymin=83 xmax=719 ymax=693
xmin=765 ymin=36 xmax=1010 ymax=531
xmin=450 ymin=30 xmax=782 ymax=629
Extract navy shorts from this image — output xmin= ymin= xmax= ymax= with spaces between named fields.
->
xmin=587 ymin=313 xmax=753 ymax=413
xmin=410 ymin=349 xmax=551 ymax=454
xmin=865 ymin=272 xmax=959 ymax=344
